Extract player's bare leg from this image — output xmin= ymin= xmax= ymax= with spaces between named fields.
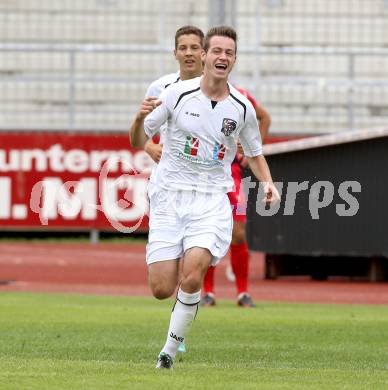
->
xmin=148 ymin=259 xmax=180 ymax=300
xmin=156 ymin=247 xmax=211 ymax=368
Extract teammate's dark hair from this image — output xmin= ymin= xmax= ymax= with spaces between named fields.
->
xmin=175 ymin=26 xmax=204 ymax=49
xmin=204 ymin=25 xmax=237 ymax=53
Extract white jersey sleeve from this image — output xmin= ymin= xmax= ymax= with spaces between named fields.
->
xmin=145 ymin=79 xmax=164 ymax=99
xmin=143 ymin=88 xmax=174 ymax=138
xmin=144 ymin=72 xmax=180 ymax=98
xmin=143 ymin=72 xmax=180 ymax=143
xmin=238 ymin=101 xmax=262 ymax=157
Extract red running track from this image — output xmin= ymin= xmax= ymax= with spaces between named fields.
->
xmin=1 ymin=243 xmax=388 ymax=305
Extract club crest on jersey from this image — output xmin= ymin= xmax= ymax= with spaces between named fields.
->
xmin=221 ymin=118 xmax=237 ymax=136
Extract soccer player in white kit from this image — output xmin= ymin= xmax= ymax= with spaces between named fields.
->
xmin=140 ymin=26 xmax=205 ymax=164
xmin=130 ymin=25 xmax=280 ymax=369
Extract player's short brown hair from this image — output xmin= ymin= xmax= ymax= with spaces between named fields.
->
xmin=174 ymin=25 xmax=204 ymax=49
xmin=204 ymin=25 xmax=237 ymax=53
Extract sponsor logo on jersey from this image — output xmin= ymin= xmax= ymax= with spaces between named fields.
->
xmin=221 ymin=118 xmax=237 ymax=136
xmin=184 ymin=136 xmax=199 ymax=156
xmin=213 ymin=142 xmax=226 ymax=161
xmin=178 ymin=135 xmax=223 ymax=166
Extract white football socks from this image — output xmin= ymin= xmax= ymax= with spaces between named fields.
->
xmin=161 ymin=288 xmax=201 ymax=358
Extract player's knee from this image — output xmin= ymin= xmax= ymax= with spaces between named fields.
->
xmin=149 ymin=278 xmax=176 ymax=300
xmin=181 ymin=271 xmax=203 ymax=292
xmin=151 ymin=285 xmax=174 ymax=300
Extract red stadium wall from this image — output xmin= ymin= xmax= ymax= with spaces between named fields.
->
xmin=0 ymin=132 xmax=152 ymax=232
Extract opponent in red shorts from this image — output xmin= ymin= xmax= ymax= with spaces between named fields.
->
xmin=201 ymin=87 xmax=271 ymax=307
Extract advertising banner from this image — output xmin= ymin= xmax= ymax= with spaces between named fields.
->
xmin=0 ymin=132 xmax=153 ymax=232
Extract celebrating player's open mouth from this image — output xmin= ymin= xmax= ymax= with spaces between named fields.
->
xmin=214 ymin=62 xmax=228 ymax=75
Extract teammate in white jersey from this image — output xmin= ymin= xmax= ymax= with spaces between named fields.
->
xmin=130 ymin=26 xmax=280 ymax=370
xmin=131 ymin=26 xmax=204 ymax=164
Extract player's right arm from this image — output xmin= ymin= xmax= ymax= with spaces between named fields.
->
xmin=129 ymin=96 xmax=161 ymax=148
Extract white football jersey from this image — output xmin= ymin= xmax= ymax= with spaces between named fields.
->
xmin=145 ymin=72 xmax=180 ymax=100
xmin=144 ymin=72 xmax=180 ymax=180
xmin=144 ymin=76 xmax=262 ymax=193
xmin=144 ymin=72 xmax=180 ymax=146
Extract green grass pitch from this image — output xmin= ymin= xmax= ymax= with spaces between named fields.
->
xmin=1 ymin=292 xmax=388 ymax=389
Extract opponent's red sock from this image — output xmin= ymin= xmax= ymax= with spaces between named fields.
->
xmin=203 ymin=266 xmax=215 ymax=294
xmin=230 ymin=242 xmax=249 ymax=295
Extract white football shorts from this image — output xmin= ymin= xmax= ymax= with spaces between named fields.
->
xmin=146 ymin=184 xmax=233 ymax=266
